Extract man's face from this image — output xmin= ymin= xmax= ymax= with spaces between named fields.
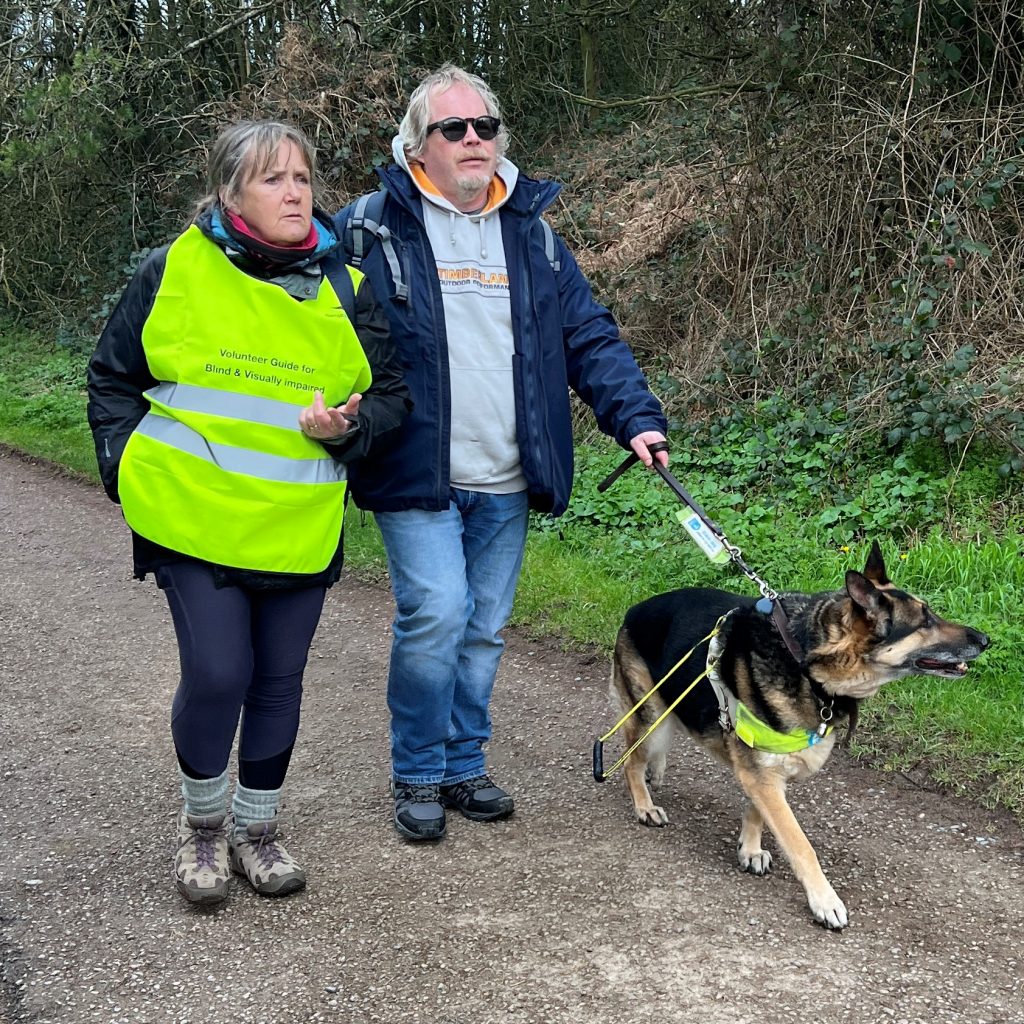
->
xmin=416 ymin=83 xmax=499 ymax=211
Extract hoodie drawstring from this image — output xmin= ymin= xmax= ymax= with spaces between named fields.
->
xmin=447 ymin=210 xmax=489 ymax=260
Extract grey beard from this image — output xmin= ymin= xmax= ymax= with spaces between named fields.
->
xmin=454 ymin=172 xmax=492 ymax=202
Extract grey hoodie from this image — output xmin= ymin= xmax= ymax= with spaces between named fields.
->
xmin=392 ymin=136 xmax=526 ymax=494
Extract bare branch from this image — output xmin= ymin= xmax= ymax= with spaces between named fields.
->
xmin=550 ymin=79 xmax=773 ymax=110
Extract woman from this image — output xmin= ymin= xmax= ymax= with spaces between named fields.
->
xmin=87 ymin=120 xmax=410 ymax=906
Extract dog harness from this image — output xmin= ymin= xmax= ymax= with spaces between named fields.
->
xmin=592 ymin=607 xmax=835 ymax=781
xmin=705 ymin=628 xmax=834 ymax=754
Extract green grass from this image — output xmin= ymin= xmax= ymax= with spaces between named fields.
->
xmin=4 ymin=318 xmax=1023 ymax=821
xmin=0 ymin=327 xmax=97 ymax=479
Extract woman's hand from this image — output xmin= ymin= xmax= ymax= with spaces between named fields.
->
xmin=300 ymin=390 xmax=362 ymax=440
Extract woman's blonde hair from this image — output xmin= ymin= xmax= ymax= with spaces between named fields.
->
xmin=194 ymin=120 xmax=316 ymax=218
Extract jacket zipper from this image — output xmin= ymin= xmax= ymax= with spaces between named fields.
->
xmin=520 ymin=195 xmax=548 ymax=492
xmin=424 ymin=230 xmax=450 ymax=510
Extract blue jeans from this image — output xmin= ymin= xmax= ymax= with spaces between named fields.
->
xmin=375 ymin=489 xmax=530 ymax=785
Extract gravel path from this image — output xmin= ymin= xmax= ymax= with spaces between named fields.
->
xmin=1 ymin=449 xmax=1022 ymax=1024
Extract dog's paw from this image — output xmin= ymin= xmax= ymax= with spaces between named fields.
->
xmin=738 ymin=847 xmax=773 ymax=875
xmin=807 ymin=886 xmax=849 ymax=930
xmin=635 ymin=805 xmax=670 ymax=827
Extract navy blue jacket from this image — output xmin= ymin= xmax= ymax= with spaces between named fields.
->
xmin=337 ymin=165 xmax=666 ymax=517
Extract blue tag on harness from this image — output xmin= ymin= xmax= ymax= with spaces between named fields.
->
xmin=755 ymin=597 xmax=774 ymax=614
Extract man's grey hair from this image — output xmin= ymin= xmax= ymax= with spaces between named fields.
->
xmin=398 ymin=63 xmax=509 ymax=159
xmin=195 ymin=120 xmax=316 ymax=217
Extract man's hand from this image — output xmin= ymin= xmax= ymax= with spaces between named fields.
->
xmin=300 ymin=390 xmax=362 ymax=440
xmin=629 ymin=431 xmax=669 ymax=468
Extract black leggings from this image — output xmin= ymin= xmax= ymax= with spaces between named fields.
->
xmin=157 ymin=561 xmax=326 ymax=790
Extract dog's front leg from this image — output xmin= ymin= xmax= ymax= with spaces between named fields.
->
xmin=734 ymin=767 xmax=848 ymax=930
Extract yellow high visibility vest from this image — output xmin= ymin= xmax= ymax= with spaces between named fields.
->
xmin=118 ymin=226 xmax=372 ymax=574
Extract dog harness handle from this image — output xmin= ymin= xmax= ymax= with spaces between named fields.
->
xmin=593 ymin=617 xmax=728 ymax=781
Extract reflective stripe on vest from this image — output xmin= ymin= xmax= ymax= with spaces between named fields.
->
xmin=146 ymin=381 xmax=309 ymax=433
xmin=117 ymin=227 xmax=371 ymax=574
xmin=134 ymin=413 xmax=347 ymax=485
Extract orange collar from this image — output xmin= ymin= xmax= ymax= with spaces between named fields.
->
xmin=409 ymin=163 xmax=507 ymax=213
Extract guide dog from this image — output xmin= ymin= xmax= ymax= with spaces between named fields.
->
xmin=610 ymin=542 xmax=989 ymax=929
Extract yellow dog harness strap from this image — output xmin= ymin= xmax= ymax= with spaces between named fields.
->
xmin=733 ymin=702 xmax=833 ymax=753
xmin=705 ymin=624 xmax=833 ymax=753
xmin=593 ymin=617 xmax=728 ymax=780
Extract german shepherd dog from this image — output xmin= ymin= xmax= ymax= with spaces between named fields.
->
xmin=610 ymin=542 xmax=989 ymax=929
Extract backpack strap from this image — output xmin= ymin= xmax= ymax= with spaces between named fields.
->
xmin=348 ymin=191 xmax=376 ymax=267
xmin=346 ymin=188 xmax=408 ymax=301
xmin=322 ymin=261 xmax=357 ymax=325
xmin=535 ymin=217 xmax=561 ymax=274
xmin=345 ymin=188 xmax=555 ymax=298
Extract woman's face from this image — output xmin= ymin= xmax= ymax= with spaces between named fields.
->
xmin=230 ymin=140 xmax=313 ymax=245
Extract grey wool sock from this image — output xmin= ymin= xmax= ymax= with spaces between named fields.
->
xmin=179 ymin=769 xmax=230 ymax=818
xmin=232 ymin=783 xmax=281 ymax=835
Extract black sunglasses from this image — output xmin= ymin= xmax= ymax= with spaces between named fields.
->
xmin=426 ymin=116 xmax=501 ymax=142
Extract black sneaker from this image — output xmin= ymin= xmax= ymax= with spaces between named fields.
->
xmin=439 ymin=775 xmax=515 ymax=822
xmin=391 ymin=781 xmax=446 ymax=841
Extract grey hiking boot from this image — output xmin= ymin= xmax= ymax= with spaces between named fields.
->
xmin=229 ymin=817 xmax=306 ymax=897
xmin=391 ymin=781 xmax=446 ymax=841
xmin=440 ymin=775 xmax=515 ymax=822
xmin=174 ymin=810 xmax=231 ymax=906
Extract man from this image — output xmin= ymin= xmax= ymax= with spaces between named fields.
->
xmin=338 ymin=64 xmax=668 ymax=841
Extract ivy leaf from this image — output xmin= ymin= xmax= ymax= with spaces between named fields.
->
xmin=960 ymin=240 xmax=993 ymax=256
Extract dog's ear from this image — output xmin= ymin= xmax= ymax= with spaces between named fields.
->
xmin=863 ymin=540 xmax=891 ymax=586
xmin=846 ymin=569 xmax=892 ymax=636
